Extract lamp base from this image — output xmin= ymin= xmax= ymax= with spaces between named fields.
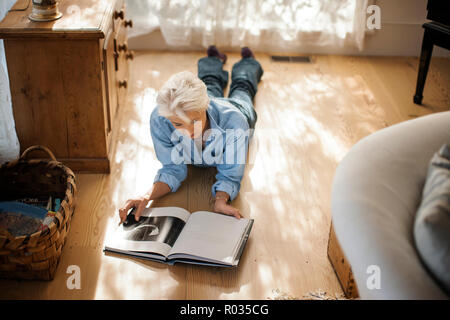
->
xmin=28 ymin=3 xmax=63 ymax=22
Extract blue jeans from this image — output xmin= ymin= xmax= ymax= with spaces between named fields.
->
xmin=197 ymin=56 xmax=263 ymax=129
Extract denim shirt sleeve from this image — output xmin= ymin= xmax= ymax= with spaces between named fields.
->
xmin=211 ymin=119 xmax=250 ymax=201
xmin=150 ymin=108 xmax=187 ymax=192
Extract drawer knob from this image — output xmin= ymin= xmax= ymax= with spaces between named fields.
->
xmin=126 ymin=51 xmax=134 ymax=60
xmin=114 ymin=10 xmax=124 ymax=20
xmin=124 ymin=20 xmax=133 ymax=28
xmin=119 ymin=80 xmax=128 ymax=89
xmin=118 ymin=43 xmax=128 ymax=52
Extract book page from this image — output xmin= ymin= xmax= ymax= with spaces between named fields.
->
xmin=104 ymin=207 xmax=191 ymax=258
xmin=168 ymin=211 xmax=250 ymax=264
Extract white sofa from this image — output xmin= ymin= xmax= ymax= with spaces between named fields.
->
xmin=331 ymin=111 xmax=450 ymax=299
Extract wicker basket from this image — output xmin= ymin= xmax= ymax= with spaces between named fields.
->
xmin=0 ymin=145 xmax=77 ymax=280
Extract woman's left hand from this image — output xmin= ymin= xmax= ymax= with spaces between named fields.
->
xmin=214 ymin=200 xmax=243 ymax=219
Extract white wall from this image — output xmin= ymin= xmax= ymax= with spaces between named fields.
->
xmin=128 ymin=0 xmax=450 ymax=57
xmin=0 ymin=0 xmax=20 ymax=163
xmin=362 ymin=0 xmax=449 ymax=57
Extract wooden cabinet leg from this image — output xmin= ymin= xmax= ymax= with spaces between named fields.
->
xmin=414 ymin=29 xmax=434 ymax=105
xmin=327 ymin=222 xmax=359 ymax=299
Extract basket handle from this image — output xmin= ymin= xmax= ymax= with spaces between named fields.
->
xmin=20 ymin=145 xmax=57 ymax=161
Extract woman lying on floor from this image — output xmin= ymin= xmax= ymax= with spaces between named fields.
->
xmin=119 ymin=46 xmax=263 ymax=223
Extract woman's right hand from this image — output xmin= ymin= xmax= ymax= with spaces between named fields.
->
xmin=118 ymin=195 xmax=151 ymax=224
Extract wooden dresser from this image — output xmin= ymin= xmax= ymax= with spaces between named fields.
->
xmin=0 ymin=0 xmax=133 ymax=173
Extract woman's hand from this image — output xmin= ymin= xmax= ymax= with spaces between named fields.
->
xmin=118 ymin=194 xmax=151 ymax=224
xmin=214 ymin=199 xmax=243 ymax=219
xmin=118 ymin=182 xmax=171 ymax=225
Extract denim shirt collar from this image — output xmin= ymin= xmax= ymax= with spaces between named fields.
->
xmin=206 ymin=101 xmax=225 ymax=134
xmin=205 ymin=105 xmax=224 ymax=141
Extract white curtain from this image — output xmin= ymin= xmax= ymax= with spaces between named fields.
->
xmin=0 ymin=0 xmax=20 ymax=164
xmin=126 ymin=0 xmax=369 ymax=51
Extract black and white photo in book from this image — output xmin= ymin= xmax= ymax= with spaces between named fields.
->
xmin=122 ymin=212 xmax=185 ymax=246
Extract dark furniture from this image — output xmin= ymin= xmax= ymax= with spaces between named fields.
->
xmin=413 ymin=0 xmax=450 ymax=105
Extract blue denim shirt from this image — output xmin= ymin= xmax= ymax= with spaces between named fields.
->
xmin=150 ymin=98 xmax=252 ymax=201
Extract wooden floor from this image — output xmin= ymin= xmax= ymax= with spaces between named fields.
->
xmin=1 ymin=52 xmax=449 ymax=299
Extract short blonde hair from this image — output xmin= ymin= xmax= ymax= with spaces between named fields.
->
xmin=156 ymin=71 xmax=209 ymax=123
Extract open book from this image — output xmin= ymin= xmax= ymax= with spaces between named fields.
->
xmin=104 ymin=207 xmax=254 ymax=267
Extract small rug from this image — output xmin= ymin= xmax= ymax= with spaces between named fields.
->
xmin=268 ymin=289 xmax=352 ymax=300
